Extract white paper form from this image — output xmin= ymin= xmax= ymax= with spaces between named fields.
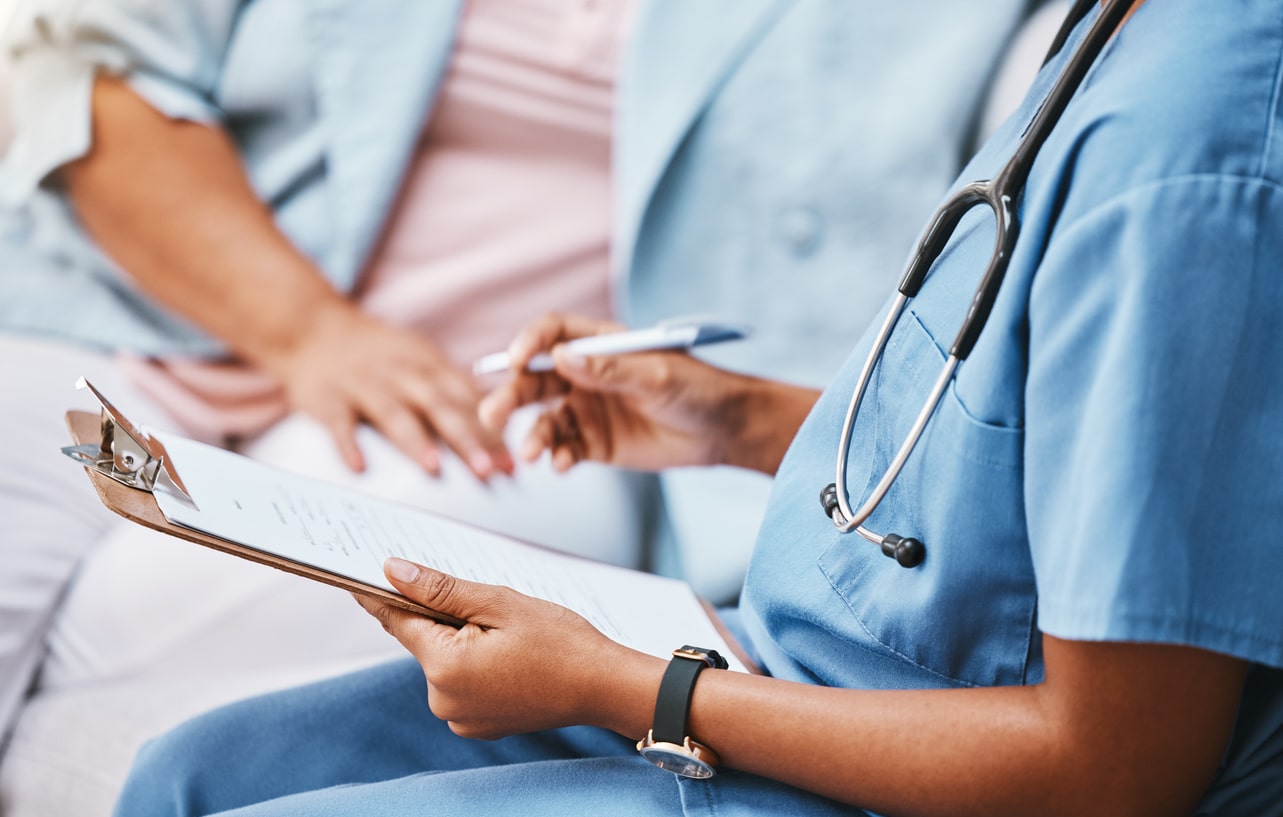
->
xmin=150 ymin=432 xmax=748 ymax=673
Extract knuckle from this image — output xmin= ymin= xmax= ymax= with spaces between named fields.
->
xmin=436 ymin=409 xmax=480 ymax=441
xmin=387 ymin=412 xmax=433 ymax=444
xmin=314 ymin=403 xmax=354 ymax=429
xmin=442 ymin=376 xmax=481 ymax=404
xmin=646 ymin=357 xmax=677 ymax=391
xmin=363 ymin=395 xmax=403 ymax=422
xmin=489 ymin=585 xmax=522 ymax=615
xmin=550 ymin=602 xmax=584 ymax=630
xmin=590 ymin=354 xmax=618 ymax=381
xmin=417 ymin=570 xmax=457 ymax=608
xmin=372 ymin=604 xmax=397 ymax=635
xmin=409 ymin=378 xmax=447 ymax=406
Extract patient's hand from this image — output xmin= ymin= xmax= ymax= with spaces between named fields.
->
xmin=62 ymin=77 xmax=511 ymax=482
xmin=478 ymin=313 xmax=819 ymax=476
xmin=273 ymin=307 xmax=513 ymax=481
xmin=356 ymin=558 xmax=661 ymax=740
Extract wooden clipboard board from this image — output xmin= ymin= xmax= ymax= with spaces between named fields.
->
xmin=65 ymin=407 xmax=760 ymax=672
xmin=66 ymin=408 xmax=450 ymax=623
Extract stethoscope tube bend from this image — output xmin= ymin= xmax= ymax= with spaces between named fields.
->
xmin=821 ymin=0 xmax=1136 ymax=569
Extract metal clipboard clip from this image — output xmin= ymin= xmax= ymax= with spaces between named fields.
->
xmin=61 ymin=377 xmax=196 ymax=507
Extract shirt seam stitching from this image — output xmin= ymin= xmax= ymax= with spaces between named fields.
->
xmin=1256 ymin=2 xmax=1283 ymax=179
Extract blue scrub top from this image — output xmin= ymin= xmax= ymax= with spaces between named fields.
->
xmin=741 ymin=1 xmax=1283 ymax=811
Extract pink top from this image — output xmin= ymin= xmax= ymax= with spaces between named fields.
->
xmin=121 ymin=0 xmax=634 ymax=442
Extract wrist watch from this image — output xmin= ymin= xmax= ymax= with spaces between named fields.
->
xmin=637 ymin=645 xmax=728 ymax=779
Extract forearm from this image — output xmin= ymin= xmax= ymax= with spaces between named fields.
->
xmin=593 ymin=638 xmax=1243 ymax=817
xmin=694 ymin=675 xmax=1066 ymax=816
xmin=716 ymin=375 xmax=819 ymax=475
xmin=60 ymin=76 xmax=353 ymax=370
xmin=595 ymin=659 xmax=1061 ymax=815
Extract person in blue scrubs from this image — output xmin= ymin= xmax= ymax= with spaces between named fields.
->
xmin=112 ymin=1 xmax=1283 ymax=815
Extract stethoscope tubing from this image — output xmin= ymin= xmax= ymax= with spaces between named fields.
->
xmin=825 ymin=0 xmax=1137 ymax=565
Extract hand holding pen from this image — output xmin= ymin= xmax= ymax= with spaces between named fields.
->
xmin=476 ymin=314 xmax=818 ymax=476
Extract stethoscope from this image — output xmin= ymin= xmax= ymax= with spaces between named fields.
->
xmin=821 ymin=0 xmax=1135 ymax=568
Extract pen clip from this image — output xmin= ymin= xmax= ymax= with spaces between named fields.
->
xmin=655 ymin=315 xmax=752 ymax=345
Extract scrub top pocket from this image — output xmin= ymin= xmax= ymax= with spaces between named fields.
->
xmin=817 ymin=312 xmax=1037 ymax=689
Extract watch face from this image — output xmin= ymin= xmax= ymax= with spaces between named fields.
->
xmin=639 ymin=743 xmax=717 ymax=779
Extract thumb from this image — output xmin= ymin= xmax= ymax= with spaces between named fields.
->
xmin=384 ymin=558 xmax=506 ymax=627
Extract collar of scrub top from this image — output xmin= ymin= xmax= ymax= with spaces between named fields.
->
xmin=821 ymin=0 xmax=1135 ymax=569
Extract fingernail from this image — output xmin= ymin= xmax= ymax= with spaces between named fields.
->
xmin=553 ymin=448 xmax=575 ymax=472
xmin=419 ymin=449 xmax=441 ymax=474
xmin=470 ymin=450 xmax=494 ymax=477
xmin=385 ymin=558 xmax=420 ymax=583
xmin=520 ymin=437 xmax=542 ymax=463
xmin=506 ymin=340 xmax=526 ymax=365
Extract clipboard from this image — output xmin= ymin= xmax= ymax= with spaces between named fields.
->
xmin=64 ymin=402 xmax=447 ymax=622
xmin=62 ymin=380 xmax=759 ymax=672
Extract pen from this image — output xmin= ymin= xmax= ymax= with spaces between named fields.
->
xmin=472 ymin=319 xmax=751 ymax=376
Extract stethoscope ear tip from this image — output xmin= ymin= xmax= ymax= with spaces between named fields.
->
xmin=820 ymin=484 xmax=841 ymax=519
xmin=823 ymin=485 xmax=925 ymax=569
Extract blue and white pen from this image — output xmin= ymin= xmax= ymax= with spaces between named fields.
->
xmin=472 ymin=318 xmax=752 ymax=376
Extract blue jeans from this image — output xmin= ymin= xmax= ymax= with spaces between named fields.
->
xmin=113 ymin=658 xmax=869 ymax=817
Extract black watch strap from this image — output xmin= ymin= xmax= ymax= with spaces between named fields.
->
xmin=651 ymin=646 xmax=728 ymax=745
